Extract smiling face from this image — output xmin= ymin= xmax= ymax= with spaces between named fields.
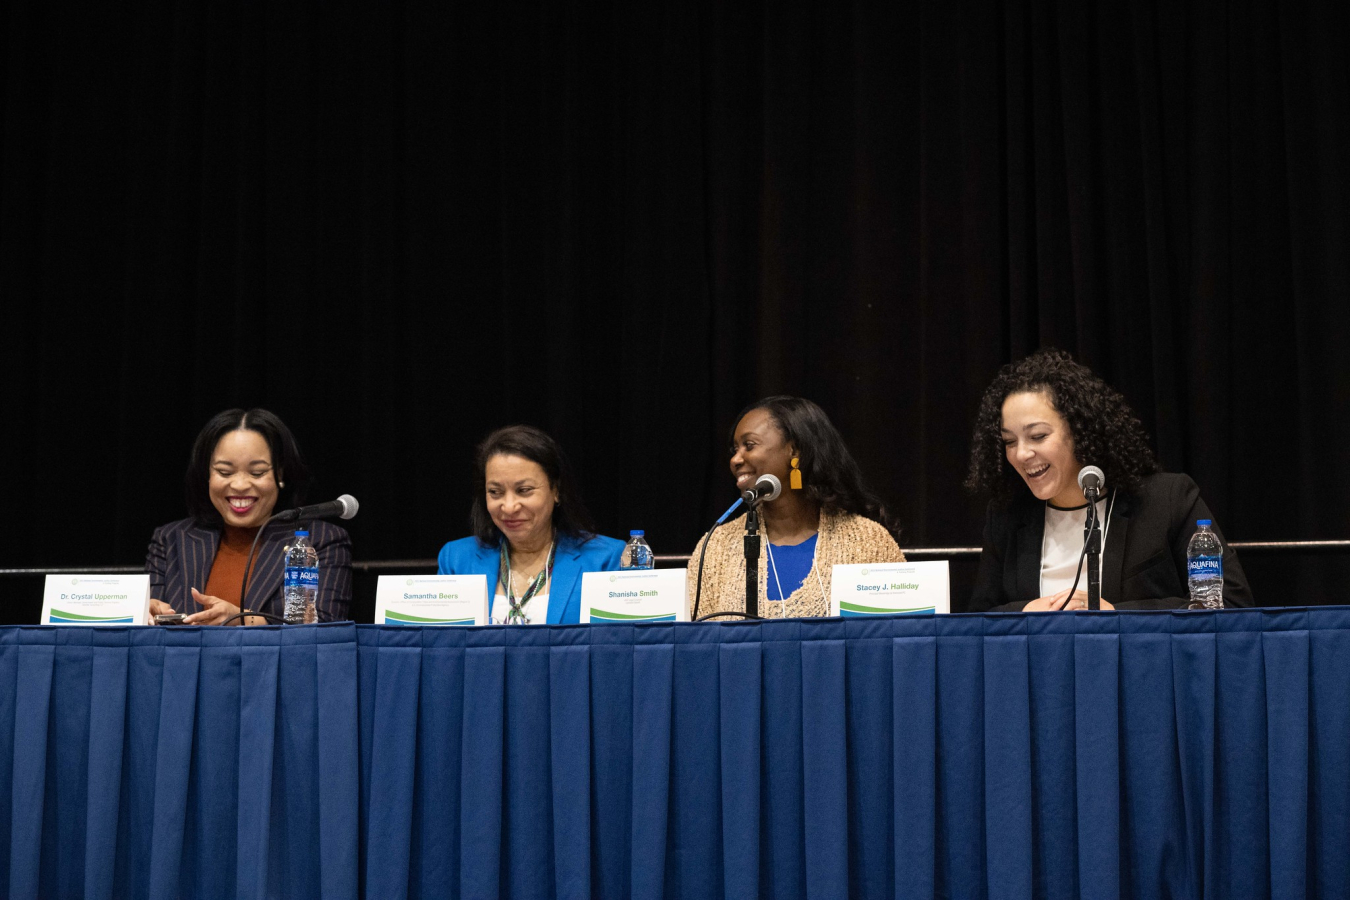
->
xmin=729 ymin=407 xmax=795 ymax=495
xmin=484 ymin=453 xmax=559 ymax=552
xmin=208 ymin=429 xmax=279 ymax=528
xmin=1000 ymin=390 xmax=1086 ymax=507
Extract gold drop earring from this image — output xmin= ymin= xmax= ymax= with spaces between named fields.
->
xmin=790 ymin=455 xmax=803 ymax=490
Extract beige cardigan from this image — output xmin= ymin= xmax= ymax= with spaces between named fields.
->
xmin=687 ymin=510 xmax=904 ymax=619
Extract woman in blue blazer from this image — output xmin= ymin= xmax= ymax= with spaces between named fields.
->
xmin=438 ymin=425 xmax=624 ymax=625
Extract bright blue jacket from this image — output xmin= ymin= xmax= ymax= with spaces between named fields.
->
xmin=436 ymin=532 xmax=626 ymax=624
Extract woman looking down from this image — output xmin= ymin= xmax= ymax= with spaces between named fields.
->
xmin=965 ymin=348 xmax=1253 ymax=611
xmin=437 ymin=425 xmax=624 ymax=625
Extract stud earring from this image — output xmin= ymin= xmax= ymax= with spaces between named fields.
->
xmin=790 ymin=456 xmax=803 ymax=490
xmin=278 ymin=481 xmax=285 ymax=488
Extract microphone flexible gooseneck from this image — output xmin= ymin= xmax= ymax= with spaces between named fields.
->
xmin=1066 ymin=467 xmax=1107 ymax=610
xmin=230 ymin=494 xmax=355 ymax=624
xmin=691 ymin=478 xmax=779 ymax=622
xmin=234 ymin=516 xmax=273 ymax=625
xmin=270 ymin=493 xmax=359 ymax=524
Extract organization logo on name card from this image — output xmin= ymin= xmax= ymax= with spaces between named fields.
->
xmin=829 ymin=561 xmax=950 ymax=616
xmin=40 ymin=574 xmax=151 ymax=625
xmin=374 ymin=574 xmax=489 ymax=626
xmin=581 ymin=569 xmax=689 ymax=624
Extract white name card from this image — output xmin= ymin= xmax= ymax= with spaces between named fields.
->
xmin=41 ymin=574 xmax=151 ymax=625
xmin=581 ymin=569 xmax=689 ymax=624
xmin=830 ymin=561 xmax=950 ymax=616
xmin=375 ymin=574 xmax=489 ymax=626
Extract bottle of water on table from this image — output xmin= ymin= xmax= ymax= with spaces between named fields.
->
xmin=1186 ymin=519 xmax=1224 ymax=610
xmin=621 ymin=530 xmax=654 ymax=569
xmin=284 ymin=529 xmax=320 ymax=623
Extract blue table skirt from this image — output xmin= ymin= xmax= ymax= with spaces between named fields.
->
xmin=3 ymin=608 xmax=1348 ymax=900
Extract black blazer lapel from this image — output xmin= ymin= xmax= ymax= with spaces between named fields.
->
xmin=1101 ymin=490 xmax=1131 ymax=604
xmin=1015 ymin=501 xmax=1044 ymax=603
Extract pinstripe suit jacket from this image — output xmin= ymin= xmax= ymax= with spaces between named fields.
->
xmin=146 ymin=517 xmax=353 ymax=622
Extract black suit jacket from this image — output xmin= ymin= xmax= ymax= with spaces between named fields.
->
xmin=968 ymin=472 xmax=1254 ymax=612
xmin=146 ymin=517 xmax=353 ymax=622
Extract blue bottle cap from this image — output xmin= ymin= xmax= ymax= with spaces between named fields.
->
xmin=1196 ymin=520 xmax=1211 ymax=527
xmin=295 ymin=529 xmax=310 ymax=538
xmin=630 ymin=530 xmax=644 ymax=537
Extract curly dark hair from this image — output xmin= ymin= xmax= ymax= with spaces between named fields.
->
xmin=964 ymin=348 xmax=1159 ymax=499
xmin=736 ymin=396 xmax=902 ymax=540
xmin=469 ymin=425 xmax=597 ymax=547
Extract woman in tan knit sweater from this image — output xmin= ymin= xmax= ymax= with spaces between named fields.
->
xmin=689 ymin=396 xmax=904 ymax=620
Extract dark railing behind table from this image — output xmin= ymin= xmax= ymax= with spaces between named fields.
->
xmin=2 ymin=541 xmax=1348 ymax=626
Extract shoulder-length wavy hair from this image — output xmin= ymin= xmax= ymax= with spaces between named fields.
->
xmin=185 ymin=408 xmax=312 ymax=527
xmin=737 ymin=396 xmax=902 ymax=540
xmin=964 ymin=348 xmax=1159 ymax=500
xmin=470 ymin=425 xmax=596 ymax=547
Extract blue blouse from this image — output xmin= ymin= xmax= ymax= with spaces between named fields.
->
xmin=766 ymin=534 xmax=819 ymax=601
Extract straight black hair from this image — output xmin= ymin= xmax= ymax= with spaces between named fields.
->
xmin=184 ymin=408 xmax=312 ymax=527
xmin=469 ymin=425 xmax=596 ymax=546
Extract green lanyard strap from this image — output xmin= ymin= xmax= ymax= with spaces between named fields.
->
xmin=498 ymin=541 xmax=556 ymax=625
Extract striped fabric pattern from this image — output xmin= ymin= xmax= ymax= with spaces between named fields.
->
xmin=145 ymin=517 xmax=353 ymax=622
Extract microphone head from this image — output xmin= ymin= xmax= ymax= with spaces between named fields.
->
xmin=756 ymin=474 xmax=783 ymax=502
xmin=1077 ymin=466 xmax=1105 ymax=492
xmin=337 ymin=494 xmax=359 ymax=520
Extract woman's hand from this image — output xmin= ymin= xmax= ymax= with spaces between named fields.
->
xmin=148 ymin=598 xmax=175 ymax=624
xmin=184 ymin=588 xmax=241 ymax=625
xmin=1024 ymin=589 xmax=1114 ymax=611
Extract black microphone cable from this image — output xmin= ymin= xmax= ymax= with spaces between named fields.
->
xmin=692 ymin=497 xmax=746 ymax=621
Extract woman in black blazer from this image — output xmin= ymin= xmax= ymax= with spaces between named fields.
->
xmin=146 ymin=409 xmax=352 ymax=624
xmin=964 ymin=349 xmax=1252 ymax=612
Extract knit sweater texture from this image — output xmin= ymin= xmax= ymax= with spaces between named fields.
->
xmin=687 ymin=510 xmax=904 ymax=619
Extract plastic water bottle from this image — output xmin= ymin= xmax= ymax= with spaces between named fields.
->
xmin=621 ymin=530 xmax=654 ymax=569
xmin=283 ymin=530 xmax=320 ymax=623
xmin=1186 ymin=519 xmax=1224 ymax=610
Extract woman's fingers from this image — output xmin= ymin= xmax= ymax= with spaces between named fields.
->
xmin=184 ymin=589 xmax=239 ymax=624
xmin=148 ymin=598 xmax=174 ymax=624
xmin=1027 ymin=591 xmax=1114 ymax=612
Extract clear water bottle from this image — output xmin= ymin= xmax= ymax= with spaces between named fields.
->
xmin=283 ymin=530 xmax=320 ymax=623
xmin=621 ymin=530 xmax=654 ymax=569
xmin=1186 ymin=519 xmax=1224 ymax=610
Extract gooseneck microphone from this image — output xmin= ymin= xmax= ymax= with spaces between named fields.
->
xmin=742 ymin=474 xmax=783 ymax=505
xmin=1069 ymin=467 xmax=1105 ymax=610
xmin=692 ymin=475 xmax=782 ymax=622
xmin=715 ymin=497 xmax=745 ymax=525
xmin=234 ymin=495 xmax=358 ymax=622
xmin=271 ymin=494 xmax=360 ymax=524
xmin=1077 ymin=466 xmax=1105 ymax=502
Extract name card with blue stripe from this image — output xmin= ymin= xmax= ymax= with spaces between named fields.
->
xmin=375 ymin=574 xmax=488 ymax=626
xmin=581 ymin=569 xmax=689 ymax=624
xmin=41 ymin=574 xmax=151 ymax=625
xmin=830 ymin=561 xmax=950 ymax=616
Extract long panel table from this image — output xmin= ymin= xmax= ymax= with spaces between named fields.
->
xmin=3 ymin=608 xmax=1348 ymax=899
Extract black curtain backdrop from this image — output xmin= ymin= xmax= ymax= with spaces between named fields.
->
xmin=2 ymin=0 xmax=1347 ymax=619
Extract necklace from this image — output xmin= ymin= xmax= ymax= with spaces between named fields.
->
xmin=763 ymin=525 xmax=828 ymax=617
xmin=498 ymin=540 xmax=555 ymax=625
xmin=1046 ymin=490 xmax=1118 ymax=587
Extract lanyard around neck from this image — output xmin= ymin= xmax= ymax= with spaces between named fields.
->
xmin=499 ymin=541 xmax=555 ymax=625
xmin=764 ymin=529 xmax=828 ymax=615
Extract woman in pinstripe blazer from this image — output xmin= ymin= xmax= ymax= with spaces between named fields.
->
xmin=146 ymin=409 xmax=352 ymax=624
